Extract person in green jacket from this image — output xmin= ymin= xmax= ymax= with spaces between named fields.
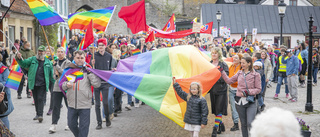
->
xmin=17 ymin=41 xmax=35 ymax=99
xmin=16 ymin=45 xmax=55 ymax=123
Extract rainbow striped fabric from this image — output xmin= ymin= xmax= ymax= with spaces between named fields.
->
xmin=9 ymin=58 xmax=21 ymax=73
xmin=61 ymin=35 xmax=68 ymax=55
xmin=313 ymin=54 xmax=317 ymax=58
xmin=96 ymin=30 xmax=104 ymax=35
xmin=79 ymin=30 xmax=85 ymax=36
xmin=26 ymin=0 xmax=64 ymax=26
xmin=66 ymin=71 xmax=84 ymax=83
xmin=274 ymin=48 xmax=280 ymax=53
xmin=225 ymin=38 xmax=231 ymax=45
xmin=131 ymin=49 xmax=141 ymax=56
xmin=78 ymin=38 xmax=85 ymax=50
xmin=5 ymin=71 xmax=23 ymax=90
xmin=68 ymin=6 xmax=116 ymax=31
xmin=122 ymin=52 xmax=127 ymax=56
xmin=87 ymin=46 xmax=220 ymax=127
xmin=0 ymin=66 xmax=7 ymax=74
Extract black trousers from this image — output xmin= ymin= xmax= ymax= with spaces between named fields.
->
xmin=52 ymin=92 xmax=68 ymax=124
xmin=32 ymin=86 xmax=46 ymax=117
xmin=17 ymin=74 xmax=29 ymax=96
xmin=46 ymin=81 xmax=54 ymax=110
xmin=114 ymin=88 xmax=122 ymax=112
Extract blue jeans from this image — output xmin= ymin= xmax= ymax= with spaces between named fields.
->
xmin=258 ymin=75 xmax=266 ymax=106
xmin=0 ymin=116 xmax=9 ymax=130
xmin=229 ymin=89 xmax=239 ymax=124
xmin=68 ymin=108 xmax=90 ymax=137
xmin=276 ymin=76 xmax=289 ymax=94
xmin=127 ymin=95 xmax=139 ymax=104
xmin=108 ymin=86 xmax=115 ymax=115
xmin=313 ymin=67 xmax=318 ymax=83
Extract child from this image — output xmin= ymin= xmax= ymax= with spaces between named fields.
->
xmin=253 ymin=61 xmax=265 ymax=112
xmin=172 ymin=77 xmax=208 ymax=137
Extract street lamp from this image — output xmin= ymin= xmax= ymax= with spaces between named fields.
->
xmin=278 ymin=0 xmax=286 ymax=45
xmin=216 ymin=10 xmax=222 ymax=38
xmin=306 ymin=15 xmax=314 ymax=112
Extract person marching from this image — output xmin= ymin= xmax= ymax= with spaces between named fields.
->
xmin=16 ymin=45 xmax=55 ymax=123
xmin=48 ymin=47 xmax=71 ymax=133
xmin=172 ymin=77 xmax=208 ymax=137
xmin=228 ymin=53 xmax=243 ymax=131
xmin=209 ymin=47 xmax=229 ymax=137
xmin=220 ymin=56 xmax=261 ymax=137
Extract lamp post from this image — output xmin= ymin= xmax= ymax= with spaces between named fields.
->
xmin=278 ymin=0 xmax=286 ymax=45
xmin=216 ymin=10 xmax=222 ymax=38
xmin=306 ymin=15 xmax=314 ymax=112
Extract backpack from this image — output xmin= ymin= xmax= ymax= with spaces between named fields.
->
xmin=293 ymin=56 xmax=302 ymax=72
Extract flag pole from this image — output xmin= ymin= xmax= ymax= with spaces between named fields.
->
xmin=0 ymin=0 xmax=17 ymax=24
xmin=92 ymin=47 xmax=95 ymax=69
xmin=41 ymin=25 xmax=54 ymax=56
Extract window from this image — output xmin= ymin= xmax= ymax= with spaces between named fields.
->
xmin=64 ymin=0 xmax=68 ymax=16
xmin=241 ymin=34 xmax=253 ymax=43
xmin=274 ymin=36 xmax=291 ymax=48
xmin=274 ymin=0 xmax=280 ymax=5
xmin=9 ymin=26 xmax=15 ymax=46
xmin=27 ymin=28 xmax=32 ymax=45
xmin=20 ymin=27 xmax=24 ymax=39
xmin=289 ymin=0 xmax=297 ymax=6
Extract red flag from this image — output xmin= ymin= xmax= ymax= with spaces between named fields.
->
xmin=200 ymin=22 xmax=213 ymax=34
xmin=82 ymin=20 xmax=94 ymax=50
xmin=118 ymin=0 xmax=147 ymax=34
xmin=162 ymin=13 xmax=175 ymax=32
xmin=234 ymin=37 xmax=242 ymax=47
xmin=145 ymin=31 xmax=155 ymax=43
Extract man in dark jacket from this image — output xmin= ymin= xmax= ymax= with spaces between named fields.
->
xmin=17 ymin=41 xmax=35 ymax=99
xmin=16 ymin=45 xmax=55 ymax=123
xmin=91 ymin=38 xmax=114 ymax=129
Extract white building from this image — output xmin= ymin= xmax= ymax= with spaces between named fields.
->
xmin=260 ymin=0 xmax=313 ymax=6
xmin=201 ymin=2 xmax=319 ymax=48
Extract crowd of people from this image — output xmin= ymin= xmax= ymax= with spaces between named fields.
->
xmin=0 ymin=33 xmax=318 ymax=137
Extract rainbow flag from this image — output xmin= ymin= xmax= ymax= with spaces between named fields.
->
xmin=274 ymin=48 xmax=280 ymax=53
xmin=96 ymin=30 xmax=104 ymax=35
xmin=131 ymin=49 xmax=141 ymax=56
xmin=26 ymin=0 xmax=64 ymax=26
xmin=79 ymin=30 xmax=85 ymax=36
xmin=59 ymin=46 xmax=221 ymax=128
xmin=78 ymin=38 xmax=85 ymax=50
xmin=9 ymin=58 xmax=21 ymax=73
xmin=122 ymin=52 xmax=127 ymax=56
xmin=5 ymin=71 xmax=23 ymax=90
xmin=68 ymin=6 xmax=116 ymax=31
xmin=61 ymin=35 xmax=68 ymax=55
xmin=313 ymin=54 xmax=317 ymax=58
xmin=225 ymin=38 xmax=231 ymax=45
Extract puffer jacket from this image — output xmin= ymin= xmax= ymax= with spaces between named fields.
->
xmin=62 ymin=68 xmax=101 ymax=109
xmin=53 ymin=59 xmax=71 ymax=92
xmin=173 ymin=83 xmax=208 ymax=125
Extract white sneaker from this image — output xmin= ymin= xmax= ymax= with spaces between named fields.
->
xmin=125 ymin=105 xmax=131 ymax=110
xmin=49 ymin=124 xmax=57 ymax=133
xmin=65 ymin=125 xmax=69 ymax=131
xmin=110 ymin=113 xmax=114 ymax=120
xmin=134 ymin=103 xmax=140 ymax=108
xmin=312 ymin=83 xmax=315 ymax=86
xmin=102 ymin=118 xmax=106 ymax=122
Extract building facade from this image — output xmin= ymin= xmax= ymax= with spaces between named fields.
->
xmin=0 ymin=0 xmax=36 ymax=50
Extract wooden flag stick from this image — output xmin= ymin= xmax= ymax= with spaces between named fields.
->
xmin=41 ymin=25 xmax=53 ymax=56
xmin=92 ymin=47 xmax=95 ymax=69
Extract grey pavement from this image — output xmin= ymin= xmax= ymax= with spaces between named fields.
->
xmin=7 ymin=80 xmax=320 ymax=137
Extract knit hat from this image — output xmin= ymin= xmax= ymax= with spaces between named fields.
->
xmin=38 ymin=45 xmax=46 ymax=51
xmin=253 ymin=61 xmax=262 ymax=67
xmin=97 ymin=38 xmax=107 ymax=46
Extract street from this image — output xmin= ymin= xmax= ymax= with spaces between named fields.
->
xmin=8 ymin=81 xmax=320 ymax=137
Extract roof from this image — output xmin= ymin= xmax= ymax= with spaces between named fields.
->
xmin=8 ymin=0 xmax=33 ymax=15
xmin=201 ymin=4 xmax=320 ymax=34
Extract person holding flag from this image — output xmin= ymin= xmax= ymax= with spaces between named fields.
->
xmin=48 ymin=47 xmax=72 ymax=133
xmin=0 ymin=54 xmax=14 ymax=129
xmin=16 ymin=45 xmax=55 ymax=123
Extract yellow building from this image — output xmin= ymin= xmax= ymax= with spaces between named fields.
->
xmin=0 ymin=0 xmax=36 ymax=51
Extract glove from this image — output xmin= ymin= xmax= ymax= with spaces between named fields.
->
xmin=242 ymin=90 xmax=249 ymax=97
xmin=218 ymin=66 xmax=224 ymax=72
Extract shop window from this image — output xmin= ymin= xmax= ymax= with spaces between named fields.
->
xmin=274 ymin=36 xmax=291 ymax=48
